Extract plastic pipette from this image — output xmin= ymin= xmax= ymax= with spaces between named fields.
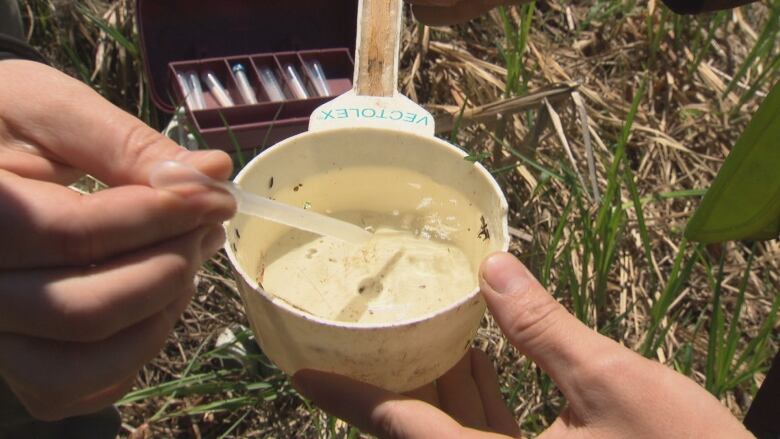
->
xmin=149 ymin=161 xmax=372 ymax=244
xmin=185 ymin=71 xmax=206 ymax=109
xmin=232 ymin=63 xmax=258 ymax=104
xmin=175 ymin=72 xmax=201 ymax=110
xmin=305 ymin=60 xmax=331 ymax=97
xmin=258 ymin=66 xmax=286 ymax=101
xmin=201 ymin=70 xmax=235 ymax=107
xmin=283 ymin=63 xmax=309 ymax=99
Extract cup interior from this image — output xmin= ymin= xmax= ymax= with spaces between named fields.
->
xmin=226 ymin=127 xmax=508 ymax=326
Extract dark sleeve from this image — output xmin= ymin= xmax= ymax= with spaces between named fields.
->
xmin=662 ymin=0 xmax=757 ymax=14
xmin=662 ymin=0 xmax=705 ymax=14
xmin=744 ymin=352 xmax=780 ymax=439
xmin=0 ymin=33 xmax=46 ymax=63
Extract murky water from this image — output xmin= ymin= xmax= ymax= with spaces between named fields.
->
xmin=262 ymin=213 xmax=476 ymax=324
xmin=253 ymin=166 xmax=490 ymax=324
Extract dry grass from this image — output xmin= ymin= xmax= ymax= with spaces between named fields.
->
xmin=21 ymin=0 xmax=780 ymax=437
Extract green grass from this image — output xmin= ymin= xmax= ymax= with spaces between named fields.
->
xmin=727 ymin=2 xmax=780 ymax=115
xmin=499 ymin=2 xmax=536 ymax=98
xmin=704 ymin=248 xmax=780 ymax=398
xmin=117 ymin=326 xmax=288 ymax=421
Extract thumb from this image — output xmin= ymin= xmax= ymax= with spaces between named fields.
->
xmin=479 ymin=252 xmax=615 ymax=398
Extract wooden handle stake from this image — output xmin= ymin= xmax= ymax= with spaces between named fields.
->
xmin=354 ymin=0 xmax=403 ymax=97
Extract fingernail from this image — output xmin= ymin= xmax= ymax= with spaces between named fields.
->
xmin=200 ymin=226 xmax=226 ymax=255
xmin=480 ymin=252 xmax=532 ymax=295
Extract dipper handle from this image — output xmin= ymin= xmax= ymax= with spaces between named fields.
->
xmin=354 ymin=0 xmax=403 ymax=97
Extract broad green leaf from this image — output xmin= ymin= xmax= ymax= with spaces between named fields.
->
xmin=685 ymin=81 xmax=780 ymax=243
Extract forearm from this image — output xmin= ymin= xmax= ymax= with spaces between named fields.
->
xmin=662 ymin=0 xmax=758 ymax=14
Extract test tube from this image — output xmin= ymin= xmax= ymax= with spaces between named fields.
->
xmin=175 ymin=72 xmax=201 ymax=110
xmin=282 ymin=63 xmax=309 ymax=100
xmin=201 ymin=70 xmax=235 ymax=107
xmin=231 ymin=63 xmax=258 ymax=105
xmin=258 ymin=66 xmax=286 ymax=102
xmin=304 ymin=60 xmax=331 ymax=97
xmin=185 ymin=71 xmax=206 ymax=110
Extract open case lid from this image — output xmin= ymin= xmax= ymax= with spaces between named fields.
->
xmin=137 ymin=0 xmax=359 ymax=113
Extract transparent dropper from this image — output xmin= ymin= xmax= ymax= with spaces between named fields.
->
xmin=149 ymin=161 xmax=372 ymax=244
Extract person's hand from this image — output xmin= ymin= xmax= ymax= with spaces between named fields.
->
xmin=0 ymin=60 xmax=236 ymax=421
xmin=298 ymin=348 xmax=522 ymax=438
xmin=293 ymin=252 xmax=754 ymax=438
xmin=408 ymin=0 xmax=527 ymax=26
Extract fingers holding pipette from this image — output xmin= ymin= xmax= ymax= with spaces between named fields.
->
xmin=0 ymin=169 xmax=234 ymax=269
